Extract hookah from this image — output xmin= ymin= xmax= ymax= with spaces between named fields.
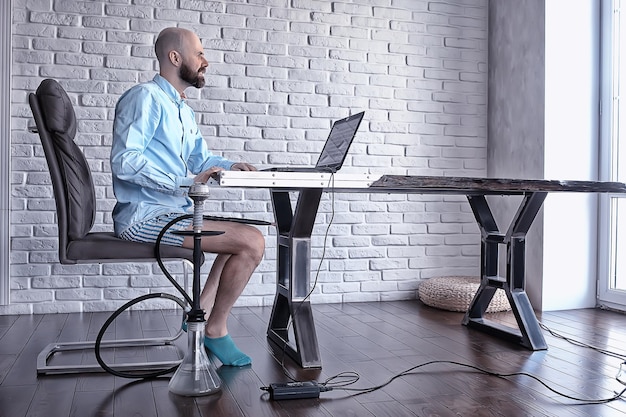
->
xmin=168 ymin=182 xmax=223 ymax=396
xmin=94 ymin=179 xmax=268 ymax=386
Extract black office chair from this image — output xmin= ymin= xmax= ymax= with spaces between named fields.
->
xmin=29 ymin=78 xmax=201 ymax=375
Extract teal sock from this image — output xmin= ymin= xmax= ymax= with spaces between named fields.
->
xmin=204 ymin=334 xmax=251 ymax=367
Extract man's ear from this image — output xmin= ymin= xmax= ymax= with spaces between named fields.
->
xmin=169 ymin=50 xmax=181 ymax=67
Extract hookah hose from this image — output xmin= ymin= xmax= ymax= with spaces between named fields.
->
xmin=94 ymin=213 xmax=272 ymax=379
xmin=94 ymin=214 xmax=193 ymax=379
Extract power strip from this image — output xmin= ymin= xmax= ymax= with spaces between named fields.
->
xmin=262 ymin=381 xmax=331 ymax=401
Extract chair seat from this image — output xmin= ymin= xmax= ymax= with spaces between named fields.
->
xmin=65 ymin=232 xmax=201 ymax=264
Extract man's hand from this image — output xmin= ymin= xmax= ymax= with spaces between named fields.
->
xmin=194 ymin=163 xmax=256 ymax=183
xmin=231 ymin=162 xmax=257 ymax=171
xmin=194 ymin=167 xmax=224 ymax=183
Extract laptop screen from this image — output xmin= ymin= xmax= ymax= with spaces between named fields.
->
xmin=315 ymin=111 xmax=365 ymax=171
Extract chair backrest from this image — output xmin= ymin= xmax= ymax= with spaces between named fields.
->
xmin=29 ymin=79 xmax=96 ymax=263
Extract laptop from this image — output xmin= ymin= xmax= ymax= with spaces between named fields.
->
xmin=263 ymin=111 xmax=365 ymax=173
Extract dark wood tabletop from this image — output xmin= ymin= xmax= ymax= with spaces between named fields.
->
xmin=369 ymin=175 xmax=626 ymax=195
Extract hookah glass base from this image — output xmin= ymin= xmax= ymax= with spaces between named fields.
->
xmin=168 ymin=322 xmax=222 ymax=396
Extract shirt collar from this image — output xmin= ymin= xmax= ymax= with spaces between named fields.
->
xmin=152 ymin=74 xmax=186 ymax=104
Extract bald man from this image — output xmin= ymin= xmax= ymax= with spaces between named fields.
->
xmin=110 ymin=27 xmax=264 ymax=367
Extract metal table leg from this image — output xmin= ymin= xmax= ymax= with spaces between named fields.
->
xmin=463 ymin=192 xmax=548 ymax=350
xmin=267 ymin=189 xmax=323 ymax=368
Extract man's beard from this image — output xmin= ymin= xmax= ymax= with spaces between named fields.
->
xmin=179 ymin=61 xmax=205 ymax=88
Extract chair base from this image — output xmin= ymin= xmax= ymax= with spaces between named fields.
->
xmin=37 ymin=261 xmax=192 ymax=376
xmin=37 ymin=329 xmax=186 ymax=375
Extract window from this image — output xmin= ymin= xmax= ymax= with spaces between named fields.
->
xmin=599 ymin=0 xmax=626 ymax=310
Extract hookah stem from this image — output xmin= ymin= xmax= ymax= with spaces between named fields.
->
xmin=191 ymin=198 xmax=204 ymax=315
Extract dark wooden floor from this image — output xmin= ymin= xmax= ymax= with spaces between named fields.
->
xmin=1 ymin=300 xmax=626 ymax=417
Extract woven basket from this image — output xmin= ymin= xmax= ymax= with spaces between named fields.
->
xmin=418 ymin=276 xmax=511 ymax=313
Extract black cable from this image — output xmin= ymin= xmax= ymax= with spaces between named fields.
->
xmin=539 ymin=321 xmax=626 ymax=361
xmin=321 ymin=371 xmax=360 ymax=388
xmin=308 ymin=322 xmax=626 ymax=404
xmin=329 ymin=360 xmax=626 ymax=405
xmin=305 ymin=319 xmax=626 ymax=404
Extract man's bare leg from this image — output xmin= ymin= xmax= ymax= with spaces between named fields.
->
xmin=183 ymin=220 xmax=264 ymax=366
xmin=198 ymin=253 xmax=229 ymax=321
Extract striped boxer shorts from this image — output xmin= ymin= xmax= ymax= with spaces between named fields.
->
xmin=119 ymin=213 xmax=192 ymax=247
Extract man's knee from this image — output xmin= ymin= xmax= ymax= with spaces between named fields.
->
xmin=245 ymin=227 xmax=265 ymax=264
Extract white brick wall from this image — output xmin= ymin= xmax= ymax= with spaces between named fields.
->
xmin=6 ymin=0 xmax=488 ymax=314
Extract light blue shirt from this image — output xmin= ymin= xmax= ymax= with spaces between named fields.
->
xmin=110 ymin=74 xmax=233 ymax=236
